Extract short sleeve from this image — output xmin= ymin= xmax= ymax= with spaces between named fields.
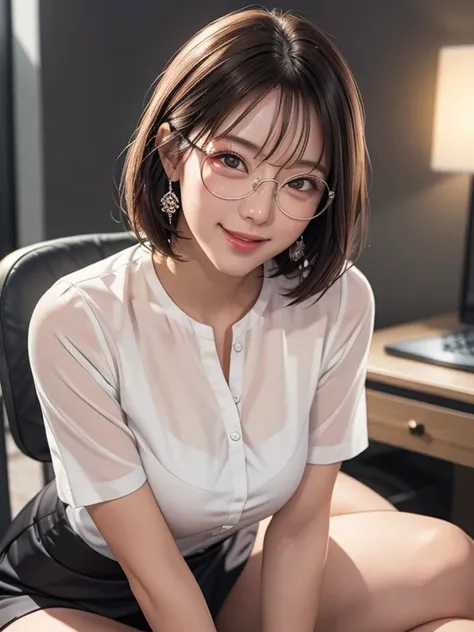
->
xmin=28 ymin=281 xmax=147 ymax=508
xmin=307 ymin=268 xmax=375 ymax=465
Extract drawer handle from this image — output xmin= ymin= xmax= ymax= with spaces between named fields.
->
xmin=407 ymin=419 xmax=425 ymax=436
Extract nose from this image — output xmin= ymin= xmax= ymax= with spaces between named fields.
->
xmin=238 ymin=178 xmax=278 ymax=225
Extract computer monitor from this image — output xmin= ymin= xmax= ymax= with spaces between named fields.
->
xmin=384 ymin=179 xmax=474 ymax=372
xmin=460 ymin=183 xmax=474 ymax=324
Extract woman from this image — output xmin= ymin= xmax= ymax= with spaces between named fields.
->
xmin=0 ymin=7 xmax=473 ymax=632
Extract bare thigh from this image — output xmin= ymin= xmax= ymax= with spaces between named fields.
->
xmin=330 ymin=471 xmax=396 ymax=515
xmin=217 ymin=472 xmax=474 ymax=632
xmin=216 ymin=511 xmax=474 ymax=632
xmin=5 ymin=608 xmax=141 ymax=632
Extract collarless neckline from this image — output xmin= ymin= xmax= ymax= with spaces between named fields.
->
xmin=141 ymin=245 xmax=272 ymax=340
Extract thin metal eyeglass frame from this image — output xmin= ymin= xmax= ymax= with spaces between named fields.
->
xmin=178 ymin=132 xmax=335 ymax=222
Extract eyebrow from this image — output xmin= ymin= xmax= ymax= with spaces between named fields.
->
xmin=217 ymin=133 xmax=328 ymax=177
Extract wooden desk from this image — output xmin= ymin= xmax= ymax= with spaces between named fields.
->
xmin=367 ymin=314 xmax=474 ymax=534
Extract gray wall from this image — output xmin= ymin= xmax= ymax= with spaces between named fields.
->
xmin=13 ymin=0 xmax=474 ymax=328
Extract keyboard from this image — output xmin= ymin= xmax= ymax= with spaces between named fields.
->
xmin=385 ymin=329 xmax=474 ymax=372
xmin=441 ymin=330 xmax=474 ymax=355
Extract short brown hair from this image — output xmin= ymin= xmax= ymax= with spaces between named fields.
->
xmin=121 ymin=6 xmax=369 ymax=305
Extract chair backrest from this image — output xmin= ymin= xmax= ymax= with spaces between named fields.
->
xmin=0 ymin=232 xmax=136 ymax=462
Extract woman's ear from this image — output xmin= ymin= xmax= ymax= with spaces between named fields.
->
xmin=155 ymin=123 xmax=182 ymax=181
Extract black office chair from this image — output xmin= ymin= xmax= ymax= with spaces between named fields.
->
xmin=0 ymin=232 xmax=136 ymax=538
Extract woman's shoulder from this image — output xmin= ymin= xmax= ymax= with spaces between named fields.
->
xmin=30 ymin=243 xmax=149 ymax=340
xmin=269 ymin=263 xmax=374 ymax=334
xmin=330 ymin=265 xmax=375 ymax=323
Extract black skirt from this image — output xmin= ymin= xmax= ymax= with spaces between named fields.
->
xmin=0 ymin=481 xmax=257 ymax=631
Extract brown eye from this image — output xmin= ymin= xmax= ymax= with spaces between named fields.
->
xmin=287 ymin=176 xmax=324 ymax=192
xmin=288 ymin=178 xmax=306 ymax=191
xmin=222 ymin=153 xmax=244 ymax=170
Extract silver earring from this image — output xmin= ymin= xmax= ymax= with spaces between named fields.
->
xmin=289 ymin=236 xmax=310 ymax=280
xmin=289 ymin=236 xmax=305 ymax=262
xmin=160 ymin=179 xmax=180 ymax=225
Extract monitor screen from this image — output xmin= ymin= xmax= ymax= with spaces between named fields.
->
xmin=460 ymin=182 xmax=474 ymax=324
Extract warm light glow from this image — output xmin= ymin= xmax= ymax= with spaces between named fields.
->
xmin=431 ymin=45 xmax=474 ymax=174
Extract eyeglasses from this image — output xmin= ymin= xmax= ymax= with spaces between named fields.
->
xmin=179 ymin=133 xmax=335 ymax=222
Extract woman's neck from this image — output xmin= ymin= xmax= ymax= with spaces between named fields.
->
xmin=152 ymin=241 xmax=262 ymax=328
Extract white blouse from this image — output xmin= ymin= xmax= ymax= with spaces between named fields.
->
xmin=28 ymin=243 xmax=374 ymax=558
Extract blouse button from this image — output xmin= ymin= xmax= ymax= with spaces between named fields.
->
xmin=230 ymin=431 xmax=241 ymax=441
xmin=233 ymin=342 xmax=243 ymax=352
xmin=233 ymin=394 xmax=241 ymax=404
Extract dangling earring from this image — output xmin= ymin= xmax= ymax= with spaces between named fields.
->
xmin=160 ymin=179 xmax=180 ymax=225
xmin=289 ymin=236 xmax=310 ymax=280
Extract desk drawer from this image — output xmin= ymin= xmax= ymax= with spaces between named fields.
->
xmin=367 ymin=390 xmax=474 ymax=468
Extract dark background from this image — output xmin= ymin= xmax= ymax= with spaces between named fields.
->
xmin=0 ymin=0 xmax=15 ymax=257
xmin=8 ymin=0 xmax=474 ymax=327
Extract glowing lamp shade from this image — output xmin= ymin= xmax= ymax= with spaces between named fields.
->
xmin=431 ymin=45 xmax=474 ymax=174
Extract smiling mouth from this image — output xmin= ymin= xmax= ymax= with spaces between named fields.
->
xmin=220 ymin=225 xmax=269 ymax=253
xmin=220 ymin=226 xmax=267 ymax=242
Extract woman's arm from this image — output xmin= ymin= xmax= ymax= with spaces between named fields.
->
xmin=88 ymin=482 xmax=217 ymax=632
xmin=28 ymin=284 xmax=217 ymax=632
xmin=261 ymin=462 xmax=340 ymax=632
xmin=261 ymin=269 xmax=375 ymax=632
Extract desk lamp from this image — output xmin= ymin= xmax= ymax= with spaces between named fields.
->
xmin=385 ymin=45 xmax=474 ymax=371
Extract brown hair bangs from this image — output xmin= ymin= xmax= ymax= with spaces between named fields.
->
xmin=121 ymin=6 xmax=369 ymax=305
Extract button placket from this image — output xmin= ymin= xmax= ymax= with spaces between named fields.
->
xmin=230 ymin=337 xmax=244 ymax=414
xmin=223 ymin=333 xmax=247 ymax=527
xmin=197 ymin=333 xmax=248 ymax=529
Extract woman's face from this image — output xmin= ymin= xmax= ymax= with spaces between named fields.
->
xmin=170 ymin=91 xmax=328 ymax=278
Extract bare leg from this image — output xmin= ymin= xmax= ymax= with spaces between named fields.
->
xmin=329 ymin=474 xmax=474 ymax=632
xmin=331 ymin=471 xmax=397 ymax=515
xmin=216 ymin=511 xmax=474 ymax=632
xmin=411 ymin=621 xmax=474 ymax=631
xmin=5 ymin=608 xmax=140 ymax=631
